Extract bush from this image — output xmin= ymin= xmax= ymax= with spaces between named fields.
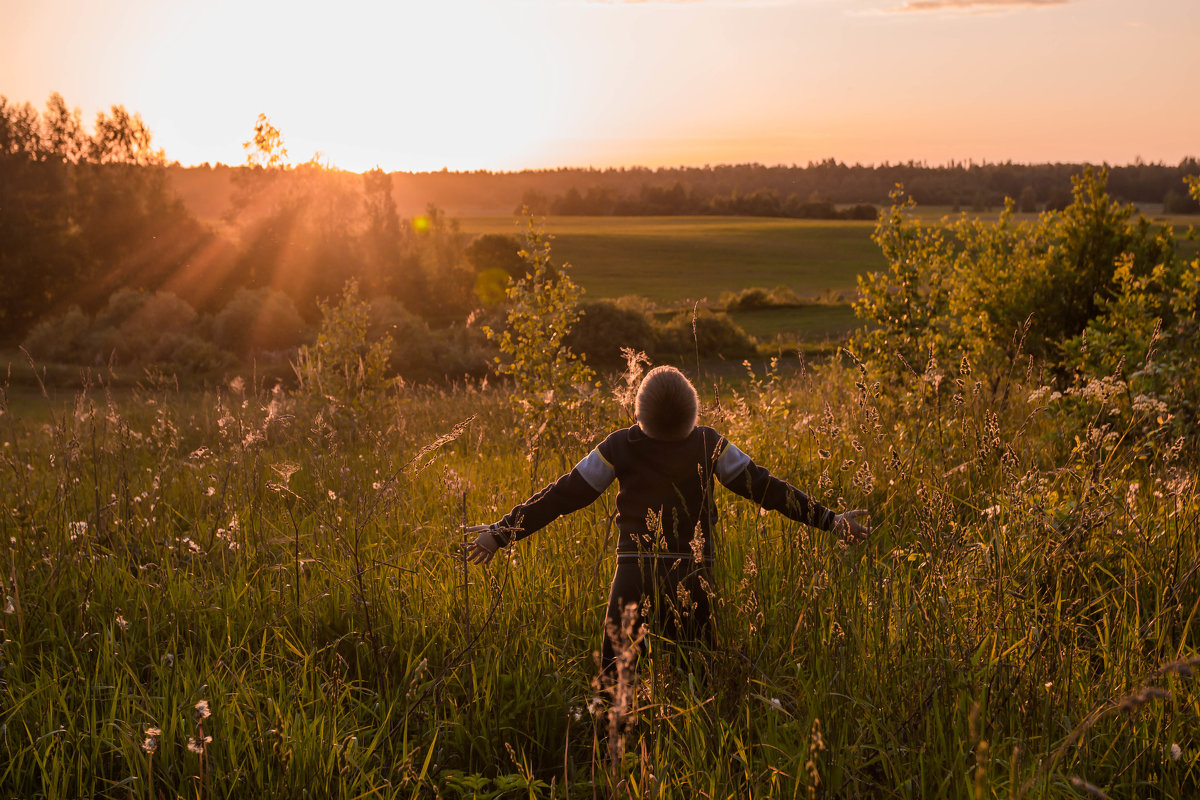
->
xmin=22 ymin=306 xmax=92 ymax=363
xmin=102 ymin=290 xmax=198 ymax=361
xmin=22 ymin=290 xmax=232 ymax=375
xmin=152 ymin=333 xmax=236 ymax=375
xmin=653 ymin=309 xmax=757 ymax=360
xmin=722 ymin=287 xmax=773 ymax=312
xmin=465 ymin=234 xmax=526 ymax=280
xmin=293 ymin=280 xmax=392 ymax=405
xmin=721 ymin=286 xmax=808 ymax=312
xmin=841 ymin=203 xmax=879 ymax=221
xmin=565 ymin=300 xmax=656 ymax=368
xmin=213 ymin=288 xmax=307 ymax=355
xmin=367 ymin=297 xmax=492 ymax=381
xmin=851 ymin=168 xmax=1175 ymax=381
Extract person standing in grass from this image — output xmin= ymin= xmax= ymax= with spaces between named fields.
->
xmin=466 ymin=365 xmax=871 ymax=677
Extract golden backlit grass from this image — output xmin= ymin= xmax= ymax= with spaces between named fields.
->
xmin=0 ymin=354 xmax=1197 ymax=797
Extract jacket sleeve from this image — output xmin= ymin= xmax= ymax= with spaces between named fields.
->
xmin=491 ymin=447 xmax=616 ymax=546
xmin=714 ymin=441 xmax=836 ymax=531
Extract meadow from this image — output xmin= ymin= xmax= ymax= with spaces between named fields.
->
xmin=3 ymin=175 xmax=1199 ymax=797
xmin=458 ymin=216 xmax=881 ymax=307
xmin=1 ymin=346 xmax=1197 ymax=797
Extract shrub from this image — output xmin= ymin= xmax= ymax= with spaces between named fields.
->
xmin=483 ymin=220 xmax=596 ymax=472
xmin=851 ymin=169 xmax=1175 ymax=382
xmin=721 ymin=287 xmax=773 ymax=312
xmin=153 ymin=334 xmax=236 ymax=375
xmin=293 ymin=280 xmax=392 ymax=405
xmin=653 ymin=309 xmax=756 ymax=361
xmin=721 ymin=286 xmax=807 ymax=312
xmin=104 ymin=290 xmax=199 ymax=361
xmin=564 ymin=300 xmax=656 ymax=368
xmin=22 ymin=306 xmax=92 ymax=362
xmin=213 ymin=287 xmax=307 ymax=355
xmin=367 ymin=297 xmax=492 ymax=381
xmin=1064 ymin=177 xmax=1200 ymax=430
xmin=465 ymin=234 xmax=526 ymax=280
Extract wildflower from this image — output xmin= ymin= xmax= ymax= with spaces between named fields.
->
xmin=1132 ymin=394 xmax=1169 ymax=416
xmin=163 ymin=653 xmax=174 ymax=667
xmin=187 ymin=735 xmax=212 ymax=754
xmin=327 ymin=490 xmax=337 ymax=502
xmin=142 ymin=727 xmax=161 ymax=755
xmin=115 ymin=612 xmax=129 ymax=631
xmin=195 ymin=699 xmax=211 ymax=720
xmin=204 ymin=486 xmax=216 ymax=497
xmin=1170 ymin=743 xmax=1182 ymax=761
xmin=68 ymin=521 xmax=88 ymax=541
xmin=3 ymin=596 xmax=14 ymax=615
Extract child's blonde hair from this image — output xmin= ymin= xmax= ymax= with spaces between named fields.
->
xmin=635 ymin=366 xmax=699 ymax=441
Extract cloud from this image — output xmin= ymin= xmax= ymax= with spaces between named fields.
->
xmin=886 ymin=0 xmax=1070 ymax=12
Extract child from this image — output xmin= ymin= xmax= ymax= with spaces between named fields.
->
xmin=466 ymin=365 xmax=870 ymax=676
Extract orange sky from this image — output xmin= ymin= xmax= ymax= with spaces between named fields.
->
xmin=4 ymin=0 xmax=1197 ymax=172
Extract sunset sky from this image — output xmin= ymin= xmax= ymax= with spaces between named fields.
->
xmin=4 ymin=0 xmax=1197 ymax=173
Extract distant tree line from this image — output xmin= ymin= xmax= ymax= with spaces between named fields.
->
xmin=538 ymin=182 xmax=879 ymax=219
xmin=511 ymin=159 xmax=1200 ymax=218
xmin=343 ymin=158 xmax=1200 ymax=217
xmin=167 ymin=158 xmax=1200 ymax=219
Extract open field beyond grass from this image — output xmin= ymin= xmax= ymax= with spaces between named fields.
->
xmin=459 ymin=216 xmax=882 ymax=306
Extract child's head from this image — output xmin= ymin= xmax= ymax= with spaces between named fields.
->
xmin=635 ymin=366 xmax=699 ymax=441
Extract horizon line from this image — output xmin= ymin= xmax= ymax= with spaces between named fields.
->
xmin=168 ymin=155 xmax=1200 ymax=176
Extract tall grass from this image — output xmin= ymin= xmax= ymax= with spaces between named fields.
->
xmin=0 ymin=349 xmax=1196 ymax=797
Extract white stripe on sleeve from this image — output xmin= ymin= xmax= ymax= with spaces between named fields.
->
xmin=575 ymin=448 xmax=616 ymax=492
xmin=715 ymin=443 xmax=752 ymax=485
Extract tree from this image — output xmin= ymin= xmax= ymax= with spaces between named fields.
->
xmin=465 ymin=234 xmax=526 ymax=280
xmin=0 ymin=95 xmax=212 ymax=340
xmin=243 ymin=113 xmax=288 ymax=169
xmin=361 ymin=167 xmax=426 ymax=305
xmin=484 ymin=220 xmax=596 ymax=477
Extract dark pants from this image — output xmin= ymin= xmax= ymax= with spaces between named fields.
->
xmin=600 ymin=556 xmax=714 ymax=681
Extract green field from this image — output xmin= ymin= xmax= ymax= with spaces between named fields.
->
xmin=459 ymin=216 xmax=883 ymax=306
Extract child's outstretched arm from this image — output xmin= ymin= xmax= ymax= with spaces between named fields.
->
xmin=465 ymin=447 xmax=616 ymax=565
xmin=715 ymin=440 xmax=872 ymax=542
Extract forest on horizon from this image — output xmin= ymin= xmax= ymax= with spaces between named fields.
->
xmin=171 ymin=154 xmax=1200 ymax=220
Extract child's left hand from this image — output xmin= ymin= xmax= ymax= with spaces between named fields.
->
xmin=833 ymin=510 xmax=872 ymax=543
xmin=465 ymin=524 xmax=501 ymax=565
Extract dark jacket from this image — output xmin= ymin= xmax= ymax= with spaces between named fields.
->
xmin=491 ymin=425 xmax=835 ymax=557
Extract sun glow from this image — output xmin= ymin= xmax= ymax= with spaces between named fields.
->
xmin=3 ymin=0 xmax=1198 ymax=172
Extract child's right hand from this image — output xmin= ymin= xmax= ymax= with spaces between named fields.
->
xmin=465 ymin=524 xmax=501 ymax=565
